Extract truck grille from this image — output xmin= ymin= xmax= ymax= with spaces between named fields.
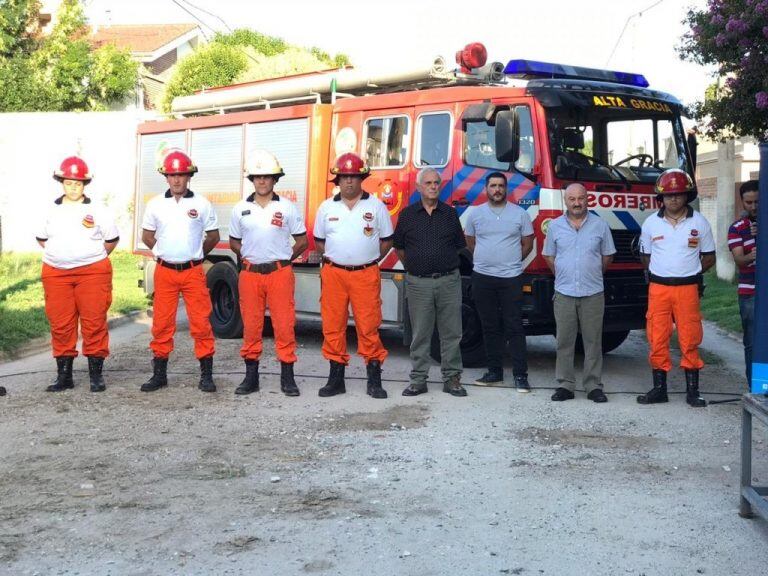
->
xmin=611 ymin=230 xmax=641 ymax=263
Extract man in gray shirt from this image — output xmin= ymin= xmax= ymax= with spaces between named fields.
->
xmin=465 ymin=172 xmax=534 ymax=391
xmin=542 ymin=183 xmax=615 ymax=403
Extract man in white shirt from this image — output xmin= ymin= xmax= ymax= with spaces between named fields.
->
xmin=313 ymin=153 xmax=393 ymax=399
xmin=637 ymin=169 xmax=715 ymax=407
xmin=229 ymin=150 xmax=308 ymax=396
xmin=140 ymin=150 xmax=220 ymax=393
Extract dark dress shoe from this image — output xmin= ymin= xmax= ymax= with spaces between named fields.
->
xmin=587 ymin=388 xmax=608 ymax=403
xmin=551 ymin=387 xmax=575 ymax=401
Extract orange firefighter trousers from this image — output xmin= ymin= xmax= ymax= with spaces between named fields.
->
xmin=320 ymin=263 xmax=387 ymax=365
xmin=42 ymin=258 xmax=112 ymax=358
xmin=646 ymin=282 xmax=704 ymax=371
xmin=151 ymin=264 xmax=215 ymax=359
xmin=239 ymin=263 xmax=297 ymax=363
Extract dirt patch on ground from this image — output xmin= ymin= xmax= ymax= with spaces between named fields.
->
xmin=514 ymin=426 xmax=662 ymax=451
xmin=310 ymin=404 xmax=430 ymax=432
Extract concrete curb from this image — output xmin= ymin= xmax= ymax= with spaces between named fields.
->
xmin=0 ymin=309 xmax=151 ymax=364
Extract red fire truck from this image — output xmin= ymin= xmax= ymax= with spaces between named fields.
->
xmin=133 ymin=43 xmax=695 ymax=366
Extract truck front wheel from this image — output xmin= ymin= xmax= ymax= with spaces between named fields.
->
xmin=572 ymin=329 xmax=631 ymax=354
xmin=207 ymin=261 xmax=243 ymax=339
xmin=601 ymin=330 xmax=630 ymax=353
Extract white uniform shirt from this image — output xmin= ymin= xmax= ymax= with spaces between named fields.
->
xmin=313 ymin=193 xmax=394 ymax=266
xmin=640 ymin=207 xmax=715 ymax=278
xmin=229 ymin=193 xmax=307 ymax=263
xmin=141 ymin=190 xmax=218 ymax=263
xmin=36 ymin=196 xmax=119 ymax=269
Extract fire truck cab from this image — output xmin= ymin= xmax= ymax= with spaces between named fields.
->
xmin=133 ymin=45 xmax=694 ymax=366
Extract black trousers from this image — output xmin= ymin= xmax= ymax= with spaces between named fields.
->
xmin=471 ymin=271 xmax=527 ymax=375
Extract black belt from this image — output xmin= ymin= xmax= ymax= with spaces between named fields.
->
xmin=322 ymin=257 xmax=378 ymax=271
xmin=411 ymin=269 xmax=457 ymax=279
xmin=242 ymin=260 xmax=291 ymax=274
xmin=157 ymin=258 xmax=203 ymax=271
xmin=648 ymin=273 xmax=701 ymax=286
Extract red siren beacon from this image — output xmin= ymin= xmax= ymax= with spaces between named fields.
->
xmin=456 ymin=42 xmax=487 ymax=73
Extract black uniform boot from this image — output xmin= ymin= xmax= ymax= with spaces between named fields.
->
xmin=140 ymin=357 xmax=168 ymax=392
xmin=47 ymin=357 xmax=74 ymax=392
xmin=366 ymin=360 xmax=387 ymax=399
xmin=235 ymin=360 xmax=259 ymax=395
xmin=198 ymin=356 xmax=216 ymax=393
xmin=87 ymin=357 xmax=106 ymax=392
xmin=318 ymin=361 xmax=346 ymax=397
xmin=280 ymin=362 xmax=300 ymax=396
xmin=637 ymin=369 xmax=669 ymax=404
xmin=685 ymin=369 xmax=706 ymax=407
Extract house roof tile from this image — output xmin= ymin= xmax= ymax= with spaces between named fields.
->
xmin=91 ymin=24 xmax=199 ymax=54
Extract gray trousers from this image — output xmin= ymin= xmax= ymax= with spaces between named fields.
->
xmin=406 ymin=271 xmax=463 ymax=386
xmin=553 ymin=291 xmax=605 ymax=393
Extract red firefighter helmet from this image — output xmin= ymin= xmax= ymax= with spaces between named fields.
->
xmin=159 ymin=150 xmax=198 ymax=176
xmin=329 ymin=152 xmax=370 ymax=182
xmin=655 ymin=168 xmax=696 ymax=201
xmin=53 ymin=156 xmax=92 ymax=183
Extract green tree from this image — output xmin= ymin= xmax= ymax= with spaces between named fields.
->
xmin=162 ymin=28 xmax=350 ymax=113
xmin=214 ymin=29 xmax=287 ymax=56
xmin=0 ymin=0 xmax=41 ymax=56
xmin=162 ymin=42 xmax=248 ymax=112
xmin=679 ymin=1 xmax=768 ymax=140
xmin=0 ymin=0 xmax=138 ymax=112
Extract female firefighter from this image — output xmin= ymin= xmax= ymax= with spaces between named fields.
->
xmin=36 ymin=156 xmax=119 ymax=393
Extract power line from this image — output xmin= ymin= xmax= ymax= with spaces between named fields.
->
xmin=168 ymin=0 xmax=262 ymax=66
xmin=169 ymin=0 xmax=212 ymax=40
xmin=605 ymin=0 xmax=665 ymax=67
xmin=177 ymin=0 xmax=233 ymax=33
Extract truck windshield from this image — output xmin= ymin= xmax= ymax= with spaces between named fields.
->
xmin=546 ymin=102 xmax=688 ymax=185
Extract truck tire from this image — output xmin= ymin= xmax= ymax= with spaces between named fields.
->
xmin=572 ymin=329 xmax=631 ymax=355
xmin=206 ymin=261 xmax=243 ymax=339
xmin=430 ymin=300 xmax=486 ymax=368
xmin=601 ymin=330 xmax=630 ymax=353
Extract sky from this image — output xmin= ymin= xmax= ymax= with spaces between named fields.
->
xmin=80 ymin=0 xmax=715 ymax=107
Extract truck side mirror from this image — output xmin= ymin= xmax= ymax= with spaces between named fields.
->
xmin=495 ymin=109 xmax=520 ymax=164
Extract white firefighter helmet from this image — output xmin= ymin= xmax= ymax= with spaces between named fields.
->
xmin=245 ymin=149 xmax=285 ymax=180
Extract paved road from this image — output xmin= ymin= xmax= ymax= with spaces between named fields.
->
xmin=1 ymin=311 xmax=767 ymax=575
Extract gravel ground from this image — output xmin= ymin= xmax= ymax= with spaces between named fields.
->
xmin=1 ymin=311 xmax=768 ymax=575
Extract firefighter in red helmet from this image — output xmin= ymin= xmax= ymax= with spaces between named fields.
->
xmin=35 ymin=156 xmax=119 ymax=393
xmin=140 ymin=149 xmax=220 ymax=393
xmin=312 ymin=153 xmax=393 ymax=398
xmin=637 ymin=168 xmax=715 ymax=407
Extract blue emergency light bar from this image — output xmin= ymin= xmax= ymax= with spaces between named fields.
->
xmin=504 ymin=59 xmax=649 ymax=88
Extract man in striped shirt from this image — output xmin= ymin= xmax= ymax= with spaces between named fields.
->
xmin=728 ymin=180 xmax=758 ymax=387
